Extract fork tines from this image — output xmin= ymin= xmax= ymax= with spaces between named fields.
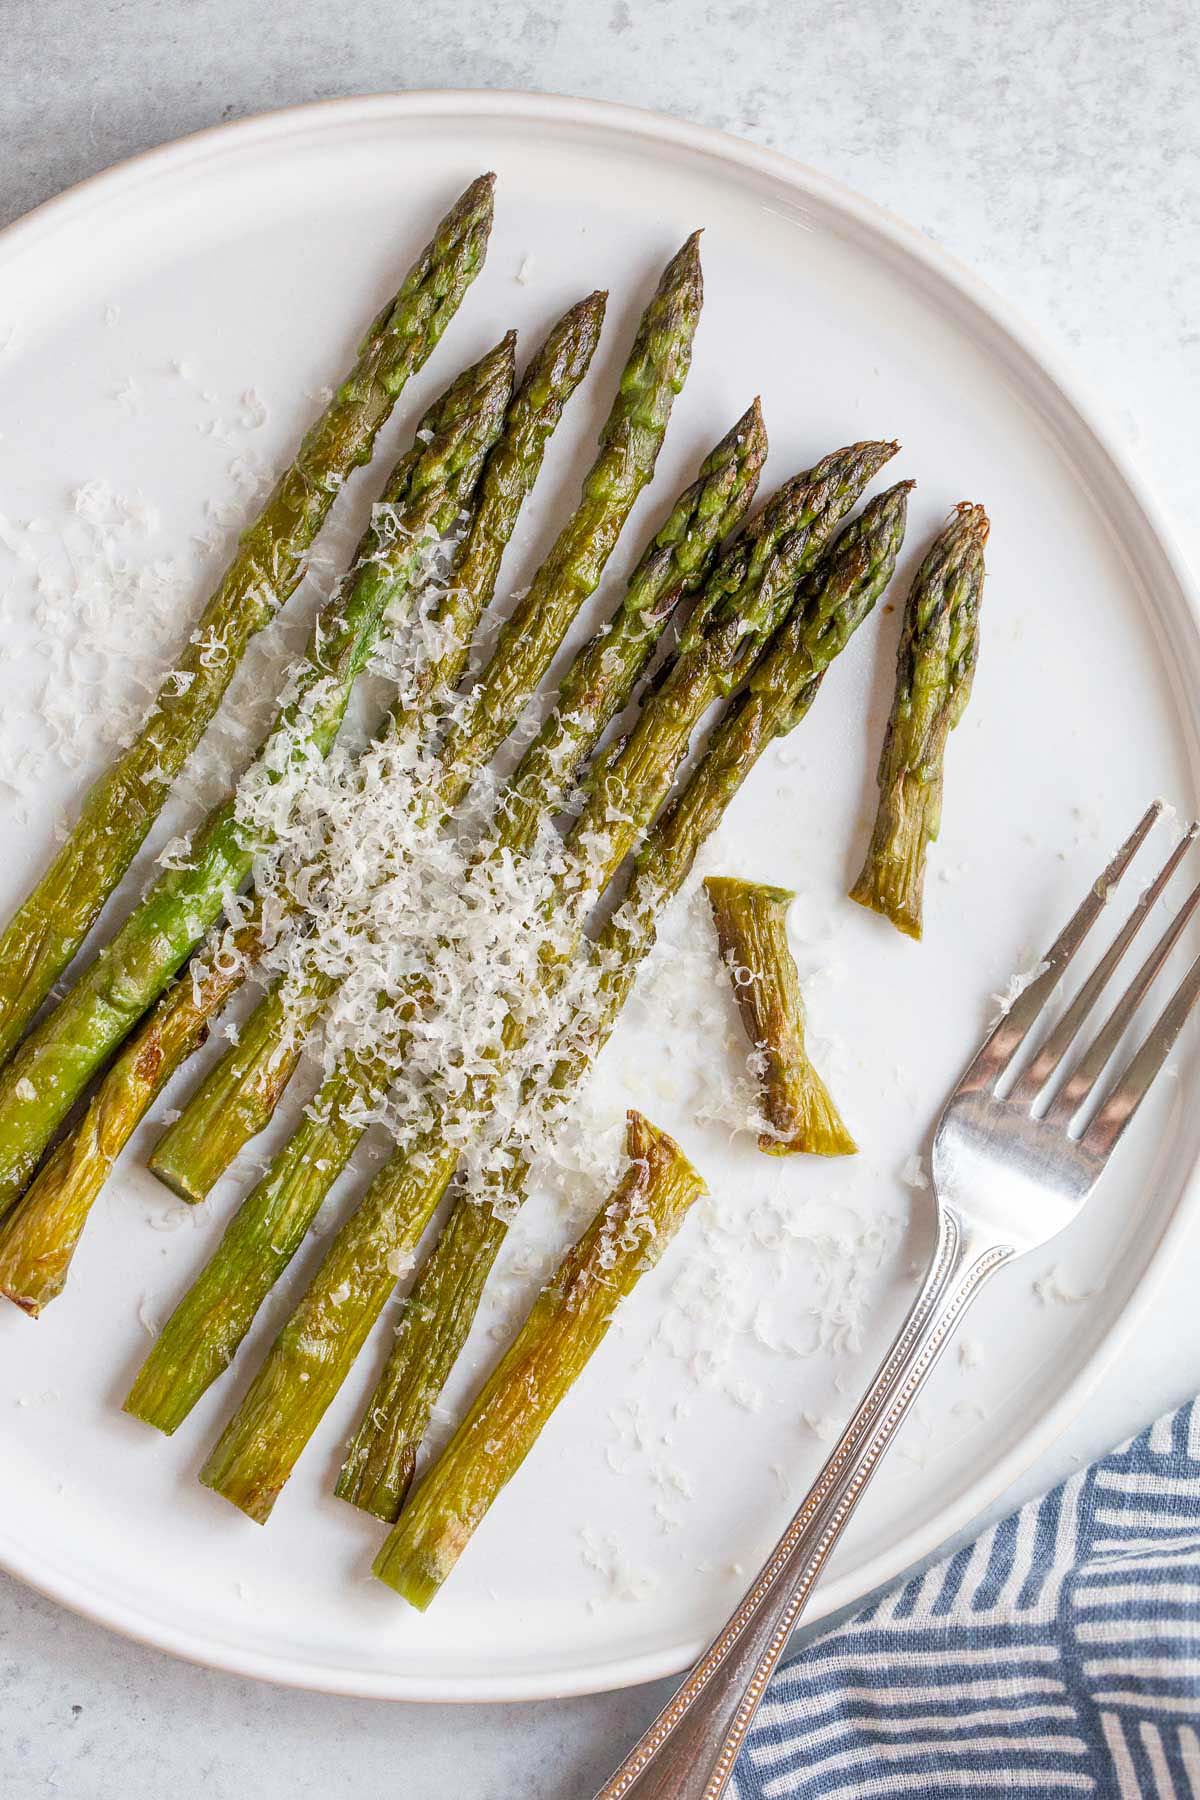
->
xmin=968 ymin=801 xmax=1200 ymax=1153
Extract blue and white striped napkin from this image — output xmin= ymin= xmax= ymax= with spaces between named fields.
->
xmin=734 ymin=1399 xmax=1200 ymax=1797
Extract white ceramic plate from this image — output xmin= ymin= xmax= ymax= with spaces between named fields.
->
xmin=0 ymin=92 xmax=1198 ymax=1703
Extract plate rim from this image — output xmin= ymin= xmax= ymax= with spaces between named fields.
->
xmin=1 ymin=86 xmax=1198 ymax=1705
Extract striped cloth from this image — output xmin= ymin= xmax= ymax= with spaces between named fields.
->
xmin=734 ymin=1399 xmax=1200 ymax=1798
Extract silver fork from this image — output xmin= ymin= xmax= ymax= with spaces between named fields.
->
xmin=595 ymin=801 xmax=1200 ymax=1800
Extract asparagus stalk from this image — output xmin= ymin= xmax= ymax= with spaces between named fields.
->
xmin=0 ymin=338 xmax=516 ymax=1223
xmin=339 ymin=480 xmax=913 ymax=1519
xmin=196 ymin=462 xmax=903 ymax=1524
xmin=122 ymin=408 xmax=768 ymax=1434
xmin=704 ymin=877 xmax=855 ymax=1155
xmin=0 ymin=298 xmax=609 ymax=1313
xmin=146 ymin=293 xmax=608 ymax=1204
xmin=849 ymin=503 xmax=989 ymax=938
xmin=372 ymin=1110 xmax=705 ymax=1608
xmin=0 ymin=175 xmax=495 ymax=1073
xmin=145 ymin=240 xmax=705 ymax=1202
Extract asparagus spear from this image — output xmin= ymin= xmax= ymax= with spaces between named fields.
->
xmin=0 ymin=299 xmax=609 ymax=1313
xmin=195 ymin=460 xmax=902 ymax=1523
xmin=123 ymin=409 xmax=768 ymax=1433
xmin=849 ymin=503 xmax=989 ymax=938
xmin=340 ymin=481 xmax=913 ymax=1519
xmin=144 ymin=240 xmax=705 ymax=1202
xmin=372 ymin=1110 xmax=704 ymax=1608
xmin=145 ymin=292 xmax=608 ymax=1204
xmin=0 ymin=338 xmax=516 ymax=1222
xmin=0 ymin=175 xmax=495 ymax=1073
xmin=704 ymin=877 xmax=855 ymax=1155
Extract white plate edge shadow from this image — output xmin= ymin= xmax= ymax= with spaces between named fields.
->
xmin=0 ymin=88 xmax=1198 ymax=1704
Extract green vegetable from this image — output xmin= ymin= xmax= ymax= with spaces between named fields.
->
xmin=340 ymin=480 xmax=913 ymax=1520
xmin=145 ymin=239 xmax=705 ymax=1201
xmin=0 ymin=175 xmax=495 ymax=1073
xmin=0 ymin=336 xmax=516 ymax=1222
xmin=849 ymin=502 xmax=989 ymax=938
xmin=372 ymin=1111 xmax=705 ymax=1609
xmin=123 ymin=404 xmax=767 ymax=1435
xmin=704 ymin=877 xmax=856 ymax=1155
xmin=193 ymin=458 xmax=902 ymax=1523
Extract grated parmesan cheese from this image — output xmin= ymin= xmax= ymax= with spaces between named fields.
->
xmin=1032 ymin=1266 xmax=1097 ymax=1307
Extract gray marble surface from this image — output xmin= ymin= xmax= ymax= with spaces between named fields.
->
xmin=2 ymin=4 xmax=1199 ymax=1795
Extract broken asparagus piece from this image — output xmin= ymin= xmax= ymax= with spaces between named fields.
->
xmin=704 ymin=877 xmax=856 ymax=1155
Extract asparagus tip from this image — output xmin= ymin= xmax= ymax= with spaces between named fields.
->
xmin=668 ymin=229 xmax=705 ymax=281
xmin=951 ymin=500 xmax=991 ymax=544
xmin=742 ymin=396 xmax=767 ymax=443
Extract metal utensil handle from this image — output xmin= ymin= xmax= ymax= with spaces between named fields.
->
xmin=592 ymin=1221 xmax=1010 ymax=1800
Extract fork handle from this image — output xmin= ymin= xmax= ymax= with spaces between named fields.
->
xmin=592 ymin=1213 xmax=1012 ymax=1800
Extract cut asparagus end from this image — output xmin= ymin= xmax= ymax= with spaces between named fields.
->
xmin=379 ymin=1546 xmax=446 ymax=1613
xmin=372 ymin=1111 xmax=704 ymax=1607
xmin=147 ymin=1156 xmax=210 ymax=1206
xmin=147 ymin=976 xmax=325 ymax=1203
xmin=849 ymin=772 xmax=933 ymax=940
xmin=759 ymin=1060 xmax=858 ymax=1157
xmin=0 ymin=1130 xmax=100 ymax=1315
xmin=704 ymin=875 xmax=858 ymax=1157
xmin=334 ymin=1436 xmax=419 ymax=1523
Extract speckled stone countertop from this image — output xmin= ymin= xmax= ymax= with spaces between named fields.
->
xmin=2 ymin=4 xmax=1198 ymax=1795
